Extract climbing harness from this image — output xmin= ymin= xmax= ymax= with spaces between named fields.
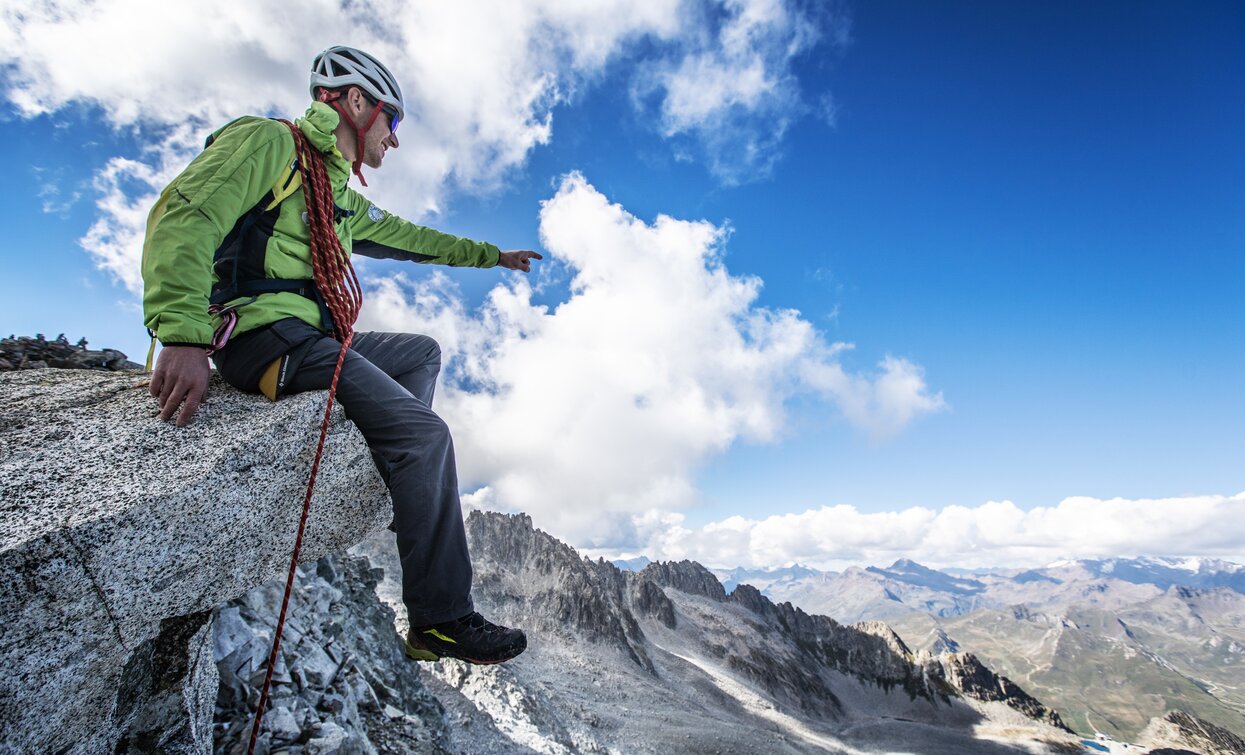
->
xmin=246 ymin=119 xmax=362 ymax=755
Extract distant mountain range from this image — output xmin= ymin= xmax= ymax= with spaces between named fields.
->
xmin=701 ymin=556 xmax=1245 ymax=743
xmin=357 ymin=514 xmax=1093 ymax=753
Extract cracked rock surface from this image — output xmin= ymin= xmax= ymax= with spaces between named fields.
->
xmin=0 ymin=369 xmax=390 ymax=754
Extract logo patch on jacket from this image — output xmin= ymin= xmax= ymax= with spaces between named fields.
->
xmin=368 ymin=205 xmax=385 ymax=222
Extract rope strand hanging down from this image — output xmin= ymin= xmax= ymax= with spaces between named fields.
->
xmin=247 ymin=119 xmax=362 ymax=755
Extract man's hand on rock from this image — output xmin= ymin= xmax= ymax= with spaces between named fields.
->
xmin=498 ymin=250 xmax=543 ymax=273
xmin=150 ymin=345 xmax=210 ymax=427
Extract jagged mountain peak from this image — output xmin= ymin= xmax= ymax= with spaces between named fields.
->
xmin=866 ymin=559 xmax=986 ymax=596
xmin=612 ymin=554 xmax=652 ymax=571
xmin=930 ymin=628 xmax=961 ymax=654
xmin=464 ymin=510 xmax=660 ymax=672
xmin=639 ymin=559 xmax=728 ymax=601
xmin=887 ymin=557 xmax=925 ymax=571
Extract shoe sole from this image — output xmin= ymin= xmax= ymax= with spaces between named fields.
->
xmin=404 ymin=639 xmax=524 ymax=665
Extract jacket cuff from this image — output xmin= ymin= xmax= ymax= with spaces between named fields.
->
xmin=155 ymin=319 xmax=215 ymax=348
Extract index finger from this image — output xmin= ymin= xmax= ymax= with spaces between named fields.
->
xmin=176 ymin=389 xmax=204 ymax=428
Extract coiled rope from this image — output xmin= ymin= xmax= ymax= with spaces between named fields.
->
xmin=247 ymin=119 xmax=362 ymax=755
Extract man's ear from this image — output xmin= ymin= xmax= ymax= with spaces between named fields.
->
xmin=345 ymin=86 xmax=368 ymax=115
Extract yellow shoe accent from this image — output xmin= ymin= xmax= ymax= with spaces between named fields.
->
xmin=423 ymin=628 xmax=457 ymax=644
xmin=404 ymin=640 xmax=439 ymax=662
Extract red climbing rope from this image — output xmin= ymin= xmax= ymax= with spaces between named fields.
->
xmin=247 ymin=120 xmax=362 ymax=755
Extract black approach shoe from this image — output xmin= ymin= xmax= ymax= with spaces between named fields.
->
xmin=405 ymin=611 xmax=527 ymax=665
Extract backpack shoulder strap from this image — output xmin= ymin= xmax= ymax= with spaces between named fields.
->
xmin=264 ymin=156 xmax=301 ymax=211
xmin=202 ymin=117 xmax=303 ymax=211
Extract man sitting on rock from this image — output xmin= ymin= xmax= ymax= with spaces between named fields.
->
xmin=141 ymin=45 xmax=535 ymax=665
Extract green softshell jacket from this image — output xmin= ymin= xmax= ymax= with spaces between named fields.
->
xmin=141 ymin=102 xmax=500 ymax=347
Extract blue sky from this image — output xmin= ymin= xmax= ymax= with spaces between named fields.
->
xmin=2 ymin=0 xmax=1242 ymax=567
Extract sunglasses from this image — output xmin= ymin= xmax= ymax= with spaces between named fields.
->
xmin=382 ymin=104 xmax=400 ymax=135
xmin=364 ymin=94 xmax=400 ymax=135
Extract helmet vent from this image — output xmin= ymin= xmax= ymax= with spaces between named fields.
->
xmin=309 ymin=45 xmax=405 ymax=122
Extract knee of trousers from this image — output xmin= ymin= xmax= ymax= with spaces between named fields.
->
xmin=426 ymin=413 xmax=452 ymax=446
xmin=402 ymin=333 xmax=440 ymax=359
xmin=380 ymin=411 xmax=453 ymax=466
xmin=419 ymin=335 xmax=442 ymax=374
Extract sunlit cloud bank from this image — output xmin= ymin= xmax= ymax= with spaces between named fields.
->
xmin=359 ymin=173 xmax=943 ymax=546
xmin=0 ymin=0 xmax=842 ymax=293
xmin=614 ymin=492 xmax=1245 ymax=570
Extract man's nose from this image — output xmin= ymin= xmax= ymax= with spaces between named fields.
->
xmin=386 ymin=132 xmax=399 ymax=149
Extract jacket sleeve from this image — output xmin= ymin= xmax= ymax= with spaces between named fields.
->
xmin=141 ymin=118 xmax=295 ymax=346
xmin=343 ymin=189 xmax=500 ymax=268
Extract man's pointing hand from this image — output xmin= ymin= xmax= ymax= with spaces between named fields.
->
xmin=498 ymin=250 xmax=543 ymax=273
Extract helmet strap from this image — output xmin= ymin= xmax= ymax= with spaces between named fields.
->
xmin=317 ymin=88 xmax=384 ymax=187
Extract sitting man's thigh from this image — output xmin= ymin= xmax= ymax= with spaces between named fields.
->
xmin=348 ymin=332 xmax=440 ymax=378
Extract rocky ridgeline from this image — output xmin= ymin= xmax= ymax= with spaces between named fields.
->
xmin=640 ymin=559 xmax=933 ymax=715
xmin=212 ymin=555 xmax=447 ymax=754
xmin=642 ymin=554 xmax=1067 ymax=729
xmin=936 ymin=652 xmax=1066 ymax=730
xmin=0 ymin=333 xmax=141 ymax=371
xmin=1138 ymin=710 xmax=1245 ymax=755
xmin=463 ymin=511 xmax=1073 ymax=740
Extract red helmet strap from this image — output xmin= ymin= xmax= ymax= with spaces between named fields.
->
xmin=351 ymin=103 xmax=385 ymax=187
xmin=316 ymin=88 xmax=383 ymax=187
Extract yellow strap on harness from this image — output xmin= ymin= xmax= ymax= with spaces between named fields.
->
xmin=258 ymin=357 xmax=283 ymax=401
xmin=265 ymin=159 xmax=302 ymax=211
xmin=145 ymin=335 xmax=157 ymax=372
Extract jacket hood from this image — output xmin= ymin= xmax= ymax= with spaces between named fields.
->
xmin=297 ymin=102 xmax=350 ymax=182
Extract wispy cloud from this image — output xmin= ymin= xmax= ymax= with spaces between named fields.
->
xmin=33 ymin=167 xmax=83 ymax=217
xmin=359 ymin=173 xmax=942 ymax=547
xmin=624 ymin=492 xmax=1245 ymax=570
xmin=633 ymin=0 xmax=849 ymax=183
xmin=79 ymin=133 xmax=201 ymax=293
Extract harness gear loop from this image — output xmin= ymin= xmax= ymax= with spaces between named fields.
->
xmin=205 ymin=297 xmax=257 ymax=355
xmin=246 ymin=119 xmax=362 ymax=755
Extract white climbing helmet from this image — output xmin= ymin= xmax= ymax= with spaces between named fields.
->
xmin=309 ymin=45 xmax=405 ymax=123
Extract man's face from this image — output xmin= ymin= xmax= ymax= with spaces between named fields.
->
xmin=360 ymin=103 xmax=399 ymax=169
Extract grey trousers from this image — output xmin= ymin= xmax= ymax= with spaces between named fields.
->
xmin=214 ymin=318 xmax=474 ymax=626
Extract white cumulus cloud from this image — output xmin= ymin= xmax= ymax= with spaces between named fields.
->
xmin=631 ymin=492 xmax=1245 ymax=569
xmin=358 ymin=173 xmax=942 ymax=547
xmin=0 ymin=0 xmax=841 ymax=293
